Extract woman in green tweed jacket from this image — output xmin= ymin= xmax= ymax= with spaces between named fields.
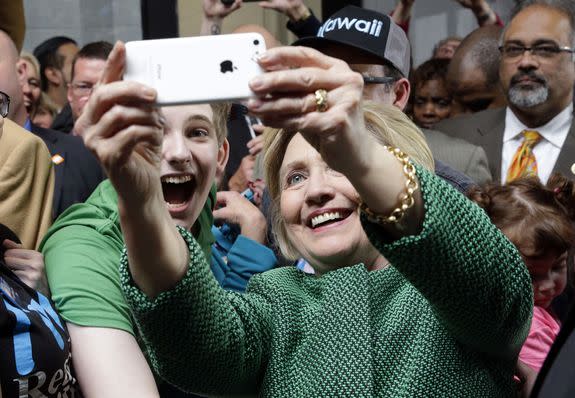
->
xmin=85 ymin=44 xmax=532 ymax=397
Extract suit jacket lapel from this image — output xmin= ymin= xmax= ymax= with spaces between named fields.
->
xmin=477 ymin=109 xmax=506 ymax=181
xmin=553 ymin=119 xmax=575 ymax=179
xmin=30 ymin=124 xmax=65 ymax=217
xmin=51 ymin=148 xmax=66 ymax=217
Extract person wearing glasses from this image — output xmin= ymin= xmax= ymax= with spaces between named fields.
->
xmin=292 ymin=5 xmax=492 ymax=188
xmin=64 ymin=41 xmax=113 ymax=135
xmin=436 ymin=1 xmax=575 ymax=186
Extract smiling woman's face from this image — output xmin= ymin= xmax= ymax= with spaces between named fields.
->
xmin=279 ymin=133 xmax=382 ymax=274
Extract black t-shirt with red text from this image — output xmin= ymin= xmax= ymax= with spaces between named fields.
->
xmin=0 ymin=260 xmax=82 ymax=397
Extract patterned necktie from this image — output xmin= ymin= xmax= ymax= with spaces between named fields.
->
xmin=506 ymin=130 xmax=542 ymax=182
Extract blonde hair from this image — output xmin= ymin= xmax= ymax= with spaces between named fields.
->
xmin=20 ymin=50 xmax=40 ymax=77
xmin=264 ymin=102 xmax=434 ymax=260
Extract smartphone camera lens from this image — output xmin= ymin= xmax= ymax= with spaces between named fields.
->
xmin=253 ymin=39 xmax=260 ymax=45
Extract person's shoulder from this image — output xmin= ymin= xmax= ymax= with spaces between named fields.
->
xmin=32 ymin=123 xmax=104 ymax=177
xmin=32 ymin=123 xmax=90 ymax=153
xmin=40 ymin=179 xmax=119 ymax=247
xmin=247 ymin=266 xmax=317 ymax=297
xmin=249 ymin=266 xmax=300 ymax=285
xmin=436 ymin=107 xmax=506 ymax=135
xmin=1 ymin=119 xmax=49 ymax=156
xmin=422 ymin=128 xmax=480 ymax=150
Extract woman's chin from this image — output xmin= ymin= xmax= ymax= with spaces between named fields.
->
xmin=306 ymin=246 xmax=360 ymax=271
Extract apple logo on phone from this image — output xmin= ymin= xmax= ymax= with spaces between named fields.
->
xmin=220 ymin=60 xmax=237 ymax=74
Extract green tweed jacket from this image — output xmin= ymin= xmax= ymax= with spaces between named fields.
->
xmin=121 ymin=166 xmax=532 ymax=397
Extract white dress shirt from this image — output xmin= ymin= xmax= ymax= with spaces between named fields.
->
xmin=502 ymin=104 xmax=573 ymax=183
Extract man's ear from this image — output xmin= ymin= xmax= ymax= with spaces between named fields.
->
xmin=67 ymin=82 xmax=74 ymax=104
xmin=215 ymin=138 xmax=230 ymax=181
xmin=15 ymin=59 xmax=28 ymax=88
xmin=45 ymin=66 xmax=63 ymax=87
xmin=392 ymin=77 xmax=411 ymax=111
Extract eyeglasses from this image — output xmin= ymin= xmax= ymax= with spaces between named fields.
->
xmin=69 ymin=82 xmax=95 ymax=97
xmin=0 ymin=91 xmax=10 ymax=118
xmin=363 ymin=76 xmax=397 ymax=85
xmin=498 ymin=43 xmax=575 ymax=61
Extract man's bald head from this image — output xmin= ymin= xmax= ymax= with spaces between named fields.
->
xmin=232 ymin=24 xmax=281 ymax=49
xmin=0 ymin=29 xmax=19 ymax=62
xmin=447 ymin=25 xmax=506 ymax=114
xmin=0 ymin=29 xmax=26 ymax=122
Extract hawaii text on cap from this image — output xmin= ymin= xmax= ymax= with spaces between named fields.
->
xmin=293 ymin=5 xmax=411 ymax=78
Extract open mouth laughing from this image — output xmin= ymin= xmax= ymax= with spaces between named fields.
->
xmin=161 ymin=174 xmax=196 ymax=212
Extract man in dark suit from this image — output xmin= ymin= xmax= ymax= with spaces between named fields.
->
xmin=0 ymin=29 xmax=104 ymax=218
xmin=28 ymin=123 xmax=105 ymax=217
xmin=437 ymin=1 xmax=575 ymax=183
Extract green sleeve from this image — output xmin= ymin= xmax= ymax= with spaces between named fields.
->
xmin=42 ymin=223 xmax=135 ymax=334
xmin=363 ymin=165 xmax=532 ymax=359
xmin=120 ymin=227 xmax=272 ymax=396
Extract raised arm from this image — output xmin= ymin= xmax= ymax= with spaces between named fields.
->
xmin=363 ymin=163 xmax=532 ymax=358
xmin=453 ymin=0 xmax=501 ymax=26
xmin=259 ymin=0 xmax=322 ymax=38
xmin=391 ymin=0 xmax=415 ymax=29
xmin=247 ymin=46 xmax=425 ymax=237
xmin=245 ymin=45 xmax=531 ymax=358
xmin=200 ymin=0 xmax=242 ymax=35
xmin=212 ymin=190 xmax=276 ymax=291
xmin=79 ymin=42 xmax=185 ymax=299
xmin=80 ymin=43 xmax=272 ymax=394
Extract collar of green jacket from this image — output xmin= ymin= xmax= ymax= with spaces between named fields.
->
xmin=40 ymin=179 xmax=216 ymax=260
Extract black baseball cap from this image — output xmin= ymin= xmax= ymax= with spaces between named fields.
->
xmin=293 ymin=6 xmax=411 ymax=77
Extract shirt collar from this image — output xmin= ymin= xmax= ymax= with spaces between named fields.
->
xmin=24 ymin=118 xmax=32 ymax=132
xmin=504 ymin=104 xmax=573 ymax=148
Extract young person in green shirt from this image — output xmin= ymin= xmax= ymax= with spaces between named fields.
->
xmin=84 ymin=42 xmax=532 ymax=396
xmin=40 ymin=42 xmax=275 ymax=396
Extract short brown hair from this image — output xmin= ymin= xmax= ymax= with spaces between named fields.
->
xmin=70 ymin=41 xmax=113 ymax=82
xmin=210 ymin=102 xmax=231 ymax=146
xmin=467 ymin=174 xmax=575 ymax=257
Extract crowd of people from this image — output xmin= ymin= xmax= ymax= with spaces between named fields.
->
xmin=1 ymin=0 xmax=575 ymax=397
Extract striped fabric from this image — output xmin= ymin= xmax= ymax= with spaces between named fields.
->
xmin=506 ymin=130 xmax=542 ymax=182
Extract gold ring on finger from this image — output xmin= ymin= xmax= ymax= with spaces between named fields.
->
xmin=314 ymin=89 xmax=328 ymax=112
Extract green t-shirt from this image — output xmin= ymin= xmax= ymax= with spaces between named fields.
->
xmin=40 ymin=179 xmax=215 ymax=335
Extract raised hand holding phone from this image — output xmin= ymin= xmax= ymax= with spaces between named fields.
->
xmin=80 ymin=41 xmax=163 ymax=206
xmin=124 ymin=33 xmax=266 ymax=106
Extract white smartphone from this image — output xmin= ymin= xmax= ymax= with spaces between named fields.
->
xmin=124 ymin=33 xmax=266 ymax=105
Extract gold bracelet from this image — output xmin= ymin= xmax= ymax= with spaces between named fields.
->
xmin=359 ymin=146 xmax=419 ymax=224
